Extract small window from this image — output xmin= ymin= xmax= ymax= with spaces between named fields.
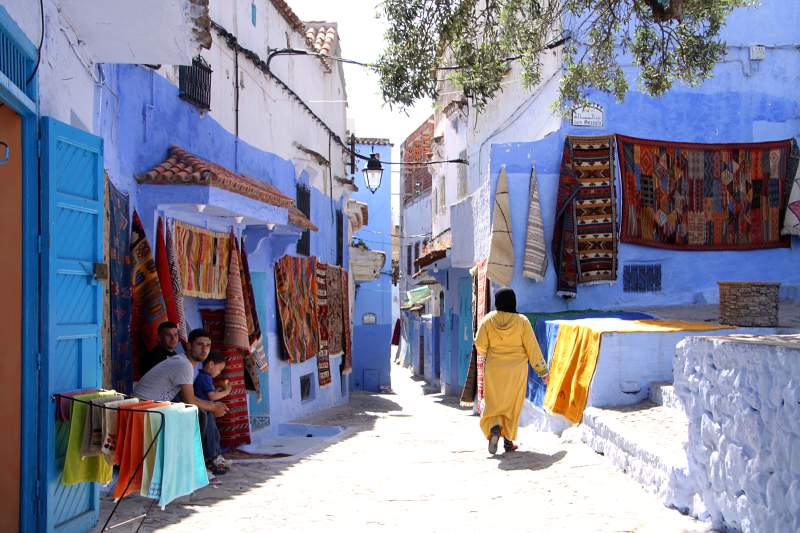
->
xmin=362 ymin=312 xmax=377 ymax=325
xmin=251 ymin=1 xmax=257 ymax=25
xmin=296 ymin=183 xmax=311 ymax=256
xmin=414 ymin=242 xmax=420 ymax=271
xmin=336 ymin=209 xmax=344 ymax=266
xmin=179 ymin=55 xmax=212 ymax=110
xmin=406 ymin=244 xmax=412 ymax=274
xmin=300 ymin=373 xmax=315 ymax=402
xmin=623 ymin=264 xmax=662 ymax=293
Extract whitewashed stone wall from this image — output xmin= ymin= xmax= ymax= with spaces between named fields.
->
xmin=675 ymin=336 xmax=800 ymax=532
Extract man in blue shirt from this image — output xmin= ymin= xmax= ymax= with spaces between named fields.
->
xmin=194 ymin=352 xmax=232 ymax=475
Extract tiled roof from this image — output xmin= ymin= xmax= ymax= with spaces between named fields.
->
xmin=415 ymin=249 xmax=447 ymax=269
xmin=305 ymin=24 xmax=337 ymax=56
xmin=137 ymin=145 xmax=295 ymax=209
xmin=270 ymin=0 xmax=305 ymax=33
xmin=354 ymin=137 xmax=393 ymax=146
xmin=288 ymin=206 xmax=318 ymax=232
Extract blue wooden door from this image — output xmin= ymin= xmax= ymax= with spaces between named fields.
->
xmin=39 ymin=117 xmax=104 ymax=533
xmin=456 ymin=277 xmax=472 ymax=387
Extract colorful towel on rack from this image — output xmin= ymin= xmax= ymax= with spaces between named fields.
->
xmin=200 ymin=308 xmax=226 ymax=346
xmin=165 ymin=222 xmax=189 ymax=345
xmin=62 ymin=391 xmax=118 ymax=485
xmin=326 ymin=265 xmax=345 ymax=356
xmin=315 ymin=261 xmax=332 ymax=387
xmin=553 ymin=135 xmax=618 ymax=298
xmin=459 ymin=259 xmax=490 ymax=408
xmin=101 ymin=398 xmax=141 ymax=463
xmin=173 ymin=221 xmax=231 ymax=299
xmin=487 ymin=166 xmax=514 ymax=286
xmin=80 ymin=394 xmax=124 ymax=458
xmin=522 ymin=164 xmax=547 ymax=281
xmin=275 ymin=256 xmax=320 ymax=363
xmin=214 ymin=345 xmax=251 ymax=448
xmin=114 ymin=401 xmax=169 ymax=500
xmin=617 ymin=135 xmax=793 ymax=250
xmin=544 ymin=319 xmax=728 ymax=424
xmin=239 ymin=239 xmax=267 ymax=373
xmin=155 ymin=217 xmax=179 ymax=337
xmin=131 ymin=211 xmax=169 ymax=379
xmin=108 ymin=182 xmax=133 ymax=395
xmin=341 ymin=269 xmax=352 ymax=375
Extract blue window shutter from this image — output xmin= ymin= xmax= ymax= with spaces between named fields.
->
xmin=39 ymin=117 xmax=104 ymax=533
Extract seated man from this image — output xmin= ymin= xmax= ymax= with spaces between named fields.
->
xmin=139 ymin=321 xmax=180 ymax=376
xmin=134 ymin=328 xmax=228 ymax=421
xmin=194 ymin=352 xmax=232 ymax=475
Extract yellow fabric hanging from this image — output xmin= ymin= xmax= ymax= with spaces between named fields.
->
xmin=62 ymin=391 xmax=118 ymax=485
xmin=544 ymin=319 xmax=729 ymax=424
xmin=475 ymin=311 xmax=548 ymax=442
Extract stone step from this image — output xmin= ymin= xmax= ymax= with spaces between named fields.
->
xmin=649 ymin=381 xmax=684 ymax=413
xmin=581 ymin=402 xmax=697 ymax=516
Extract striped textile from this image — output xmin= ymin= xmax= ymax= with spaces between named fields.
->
xmin=155 ymin=218 xmax=179 ymax=338
xmin=487 ymin=166 xmax=514 ymax=287
xmin=239 ymin=240 xmax=268 ymax=375
xmin=459 ymin=258 xmax=490 ymax=408
xmin=522 ymin=164 xmax=547 ymax=281
xmin=275 ymin=256 xmax=321 ymax=363
xmin=226 ymin=237 xmax=260 ymax=397
xmin=315 ymin=261 xmax=332 ymax=387
xmin=214 ymin=345 xmax=251 ymax=448
xmin=341 ymin=269 xmax=353 ymax=375
xmin=326 ymin=265 xmax=345 ymax=356
xmin=173 ymin=221 xmax=230 ymax=299
xmin=165 ymin=222 xmax=188 ymax=345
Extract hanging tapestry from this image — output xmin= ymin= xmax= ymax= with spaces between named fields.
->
xmin=199 ymin=308 xmax=226 ymax=346
xmin=617 ymin=135 xmax=793 ymax=250
xmin=165 ymin=222 xmax=188 ymax=345
xmin=213 ymin=345 xmax=251 ymax=448
xmin=108 ymin=182 xmax=133 ymax=394
xmin=781 ymin=142 xmax=800 ymax=235
xmin=341 ymin=268 xmax=352 ymax=375
xmin=326 ymin=265 xmax=345 ymax=356
xmin=275 ymin=255 xmax=320 ymax=363
xmin=225 ymin=237 xmax=260 ymax=397
xmin=239 ymin=239 xmax=268 ymax=378
xmin=459 ymin=258 xmax=490 ymax=408
xmin=487 ymin=166 xmax=514 ymax=286
xmin=522 ymin=163 xmax=547 ymax=281
xmin=173 ymin=221 xmax=230 ymax=299
xmin=155 ymin=218 xmax=179 ymax=333
xmin=130 ymin=211 xmax=168 ymax=379
xmin=315 ymin=261 xmax=332 ymax=387
xmin=553 ymin=135 xmax=618 ymax=297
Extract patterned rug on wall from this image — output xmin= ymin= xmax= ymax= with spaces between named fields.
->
xmin=553 ymin=135 xmax=618 ymax=298
xmin=617 ymin=135 xmax=793 ymax=250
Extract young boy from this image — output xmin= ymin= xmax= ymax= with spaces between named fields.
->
xmin=193 ymin=352 xmax=232 ymax=475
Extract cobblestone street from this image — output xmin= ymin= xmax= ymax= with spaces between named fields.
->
xmin=97 ymin=364 xmax=704 ymax=532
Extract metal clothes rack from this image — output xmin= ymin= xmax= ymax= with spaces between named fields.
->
xmin=52 ymin=393 xmax=168 ymax=532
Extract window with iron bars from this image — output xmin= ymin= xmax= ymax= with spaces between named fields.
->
xmin=336 ymin=209 xmax=344 ymax=266
xmin=406 ymin=244 xmax=412 ymax=275
xmin=296 ymin=183 xmax=311 ymax=256
xmin=179 ymin=56 xmax=212 ymax=110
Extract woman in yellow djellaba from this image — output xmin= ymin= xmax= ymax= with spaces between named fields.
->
xmin=475 ymin=288 xmax=549 ymax=454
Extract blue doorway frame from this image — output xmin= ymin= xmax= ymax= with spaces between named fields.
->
xmin=0 ymin=6 xmax=41 ymax=533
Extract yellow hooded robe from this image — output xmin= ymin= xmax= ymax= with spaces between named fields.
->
xmin=475 ymin=310 xmax=547 ymax=442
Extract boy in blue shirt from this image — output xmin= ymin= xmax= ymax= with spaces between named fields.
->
xmin=194 ymin=352 xmax=232 ymax=475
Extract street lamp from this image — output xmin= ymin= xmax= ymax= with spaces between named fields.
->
xmin=363 ymin=152 xmax=383 ymax=194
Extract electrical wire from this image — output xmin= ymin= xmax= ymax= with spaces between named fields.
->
xmin=26 ymin=0 xmax=45 ymax=84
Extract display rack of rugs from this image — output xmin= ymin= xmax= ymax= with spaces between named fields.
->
xmin=54 ymin=391 xmax=208 ymax=531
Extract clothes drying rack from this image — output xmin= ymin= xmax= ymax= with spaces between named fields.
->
xmin=52 ymin=393 xmax=168 ymax=533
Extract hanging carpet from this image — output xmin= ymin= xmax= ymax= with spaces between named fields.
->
xmin=486 ymin=166 xmax=514 ymax=286
xmin=130 ymin=210 xmax=168 ymax=379
xmin=213 ymin=345 xmax=252 ymax=448
xmin=781 ymin=141 xmax=800 ymax=235
xmin=225 ymin=237 xmax=260 ymax=397
xmin=341 ymin=268 xmax=352 ymax=375
xmin=274 ymin=256 xmax=321 ymax=363
xmin=553 ymin=135 xmax=618 ymax=298
xmin=108 ymin=182 xmax=133 ymax=394
xmin=165 ymin=222 xmax=189 ymax=345
xmin=315 ymin=261 xmax=332 ymax=387
xmin=522 ymin=163 xmax=548 ymax=281
xmin=617 ymin=135 xmax=793 ymax=250
xmin=326 ymin=264 xmax=345 ymax=356
xmin=173 ymin=221 xmax=231 ymax=299
xmin=459 ymin=258 xmax=490 ymax=408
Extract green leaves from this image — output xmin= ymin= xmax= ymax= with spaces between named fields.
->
xmin=377 ymin=0 xmax=754 ymax=113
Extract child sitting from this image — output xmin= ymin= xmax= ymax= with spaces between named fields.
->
xmin=193 ymin=352 xmax=232 ymax=475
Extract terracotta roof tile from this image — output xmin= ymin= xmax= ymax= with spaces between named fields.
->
xmin=415 ymin=248 xmax=447 ymax=269
xmin=288 ymin=206 xmax=319 ymax=232
xmin=137 ymin=145 xmax=295 ymax=209
xmin=270 ymin=0 xmax=305 ymax=33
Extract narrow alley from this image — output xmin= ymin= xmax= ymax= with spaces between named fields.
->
xmin=98 ymin=364 xmax=700 ymax=532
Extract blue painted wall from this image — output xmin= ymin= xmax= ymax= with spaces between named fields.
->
xmin=350 ymin=142 xmax=393 ymax=391
xmin=99 ymin=64 xmax=349 ymax=435
xmin=483 ymin=2 xmax=800 ymax=314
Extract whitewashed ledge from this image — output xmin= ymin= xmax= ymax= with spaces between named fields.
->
xmin=675 ymin=334 xmax=800 ymax=533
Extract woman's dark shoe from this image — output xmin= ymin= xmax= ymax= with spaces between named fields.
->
xmin=488 ymin=425 xmax=501 ymax=455
xmin=503 ymin=439 xmax=518 ymax=452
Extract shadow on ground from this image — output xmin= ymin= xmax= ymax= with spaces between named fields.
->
xmin=94 ymin=392 xmax=402 ymax=532
xmin=490 ymin=450 xmax=567 ymax=471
